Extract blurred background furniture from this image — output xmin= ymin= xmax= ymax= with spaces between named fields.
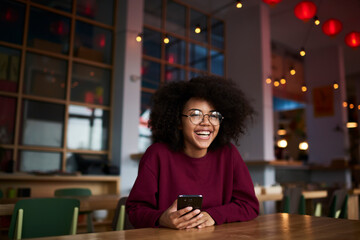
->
xmin=55 ymin=188 xmax=94 ymax=233
xmin=112 ymin=196 xmax=133 ymax=231
xmin=8 ymin=198 xmax=79 ymax=239
xmin=281 ymin=187 xmax=305 ymax=215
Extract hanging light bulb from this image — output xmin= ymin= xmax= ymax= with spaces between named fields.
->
xmin=301 ymin=83 xmax=307 ymax=92
xmin=280 ymin=76 xmax=286 ymax=84
xmin=299 ymin=141 xmax=309 ymax=150
xmin=343 ymin=101 xmax=348 ymax=108
xmin=299 ymin=47 xmax=306 ymax=56
xmin=163 ymin=35 xmax=170 ymax=44
xmin=194 ymin=24 xmax=201 ymax=34
xmin=313 ymin=16 xmax=320 ymax=26
xmin=266 ymin=76 xmax=272 ymax=84
xmin=333 ymin=81 xmax=339 ymax=90
xmin=277 ymin=125 xmax=287 ymax=136
xmin=236 ymin=0 xmax=243 ymax=8
xmin=277 ymin=139 xmax=288 ymax=148
xmin=136 ymin=33 xmax=143 ymax=42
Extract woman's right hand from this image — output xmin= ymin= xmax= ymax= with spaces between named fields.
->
xmin=158 ymin=199 xmax=202 ymax=229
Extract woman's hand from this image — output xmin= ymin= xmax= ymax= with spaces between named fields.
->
xmin=158 ymin=200 xmax=215 ymax=229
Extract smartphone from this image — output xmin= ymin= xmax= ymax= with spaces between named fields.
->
xmin=177 ymin=194 xmax=203 ymax=211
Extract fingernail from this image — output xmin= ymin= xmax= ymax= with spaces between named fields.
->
xmin=194 ymin=209 xmax=200 ymax=214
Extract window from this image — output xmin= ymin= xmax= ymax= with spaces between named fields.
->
xmin=140 ymin=0 xmax=226 ymax=152
xmin=0 ymin=0 xmax=116 ymax=173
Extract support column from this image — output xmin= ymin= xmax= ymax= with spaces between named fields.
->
xmin=304 ymin=45 xmax=351 ymax=188
xmin=226 ymin=4 xmax=275 ymax=213
xmin=112 ymin=0 xmax=144 ymax=195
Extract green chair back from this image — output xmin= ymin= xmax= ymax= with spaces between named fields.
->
xmin=8 ymin=198 xmax=79 ymax=239
xmin=54 ymin=188 xmax=93 ymax=233
xmin=112 ymin=196 xmax=133 ymax=231
xmin=282 ymin=187 xmax=306 ymax=215
xmin=328 ymin=189 xmax=348 ymax=219
xmin=54 ymin=188 xmax=92 ymax=197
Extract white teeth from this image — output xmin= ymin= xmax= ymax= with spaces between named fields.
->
xmin=196 ymin=131 xmax=210 ymax=135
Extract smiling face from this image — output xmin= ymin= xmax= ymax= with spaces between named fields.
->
xmin=180 ymin=98 xmax=220 ymax=158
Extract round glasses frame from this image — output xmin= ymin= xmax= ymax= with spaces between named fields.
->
xmin=181 ymin=111 xmax=224 ymax=126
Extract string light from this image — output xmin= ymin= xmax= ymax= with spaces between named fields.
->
xmin=194 ymin=24 xmax=201 ymax=34
xmin=313 ymin=16 xmax=320 ymax=26
xmin=299 ymin=141 xmax=308 ymax=150
xmin=266 ymin=76 xmax=272 ymax=84
xmin=301 ymin=84 xmax=307 ymax=92
xmin=290 ymin=66 xmax=296 ymax=75
xmin=163 ymin=35 xmax=169 ymax=44
xmin=299 ymin=47 xmax=306 ymax=57
xmin=333 ymin=81 xmax=339 ymax=89
xmin=274 ymin=79 xmax=280 ymax=87
xmin=236 ymin=0 xmax=243 ymax=8
xmin=343 ymin=101 xmax=348 ymax=108
xmin=280 ymin=76 xmax=286 ymax=84
xmin=350 ymin=103 xmax=355 ymax=109
xmin=136 ymin=33 xmax=143 ymax=42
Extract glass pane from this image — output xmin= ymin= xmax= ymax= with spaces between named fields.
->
xmin=0 ymin=149 xmax=13 ymax=172
xmin=189 ymin=71 xmax=203 ymax=79
xmin=28 ymin=7 xmax=70 ymax=54
xmin=211 ymin=18 xmax=224 ymax=49
xmin=166 ymin=0 xmax=185 ymax=36
xmin=139 ymin=91 xmax=152 ymax=152
xmin=0 ymin=46 xmax=21 ymax=92
xmin=190 ymin=9 xmax=207 ymax=43
xmin=0 ymin=0 xmax=25 ymax=44
xmin=144 ymin=0 xmax=162 ymax=28
xmin=19 ymin=150 xmax=61 ymax=172
xmin=189 ymin=43 xmax=208 ymax=71
xmin=74 ymin=21 xmax=113 ymax=64
xmin=31 ymin=0 xmax=72 ymax=12
xmin=165 ymin=65 xmax=185 ymax=82
xmin=165 ymin=36 xmax=185 ymax=65
xmin=67 ymin=105 xmax=109 ymax=150
xmin=142 ymin=60 xmax=160 ymax=90
xmin=66 ymin=153 xmax=108 ymax=174
xmin=76 ymin=0 xmax=114 ymax=25
xmin=21 ymin=100 xmax=65 ymax=147
xmin=143 ymin=28 xmax=161 ymax=58
xmin=211 ymin=50 xmax=224 ymax=76
xmin=24 ymin=53 xmax=67 ymax=99
xmin=71 ymin=63 xmax=110 ymax=106
xmin=0 ymin=96 xmax=16 ymax=144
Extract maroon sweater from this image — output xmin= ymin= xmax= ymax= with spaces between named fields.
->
xmin=126 ymin=143 xmax=259 ymax=228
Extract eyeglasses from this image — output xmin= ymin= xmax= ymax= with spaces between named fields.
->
xmin=181 ymin=110 xmax=224 ymax=126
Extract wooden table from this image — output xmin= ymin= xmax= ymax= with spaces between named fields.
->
xmin=27 ymin=213 xmax=360 ymax=240
xmin=0 ymin=195 xmax=120 ymax=216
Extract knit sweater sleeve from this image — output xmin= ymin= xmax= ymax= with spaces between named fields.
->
xmin=125 ymin=145 xmax=164 ymax=228
xmin=205 ymin=145 xmax=259 ymax=225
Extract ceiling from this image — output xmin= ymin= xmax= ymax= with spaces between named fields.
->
xmin=181 ymin=0 xmax=360 ymax=95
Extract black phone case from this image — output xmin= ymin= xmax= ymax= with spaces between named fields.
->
xmin=177 ymin=195 xmax=203 ymax=210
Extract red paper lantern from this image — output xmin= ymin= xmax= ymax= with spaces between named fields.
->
xmin=322 ymin=19 xmax=342 ymax=37
xmin=294 ymin=1 xmax=317 ymax=22
xmin=262 ymin=0 xmax=282 ymax=6
xmin=345 ymin=32 xmax=360 ymax=48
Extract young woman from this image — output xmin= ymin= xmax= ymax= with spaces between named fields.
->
xmin=126 ymin=76 xmax=259 ymax=229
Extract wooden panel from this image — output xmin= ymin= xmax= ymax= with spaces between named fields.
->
xmin=0 ymin=174 xmax=120 ymax=197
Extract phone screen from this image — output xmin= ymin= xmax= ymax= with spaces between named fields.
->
xmin=177 ymin=194 xmax=203 ymax=211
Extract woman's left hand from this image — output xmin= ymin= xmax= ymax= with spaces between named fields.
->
xmin=186 ymin=211 xmax=215 ymax=229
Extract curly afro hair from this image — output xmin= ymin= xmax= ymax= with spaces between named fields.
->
xmin=148 ymin=75 xmax=255 ymax=152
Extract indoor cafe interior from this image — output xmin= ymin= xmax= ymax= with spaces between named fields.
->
xmin=1 ymin=0 xmax=360 ymax=239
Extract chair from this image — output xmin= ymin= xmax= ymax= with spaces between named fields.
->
xmin=328 ymin=189 xmax=348 ymax=219
xmin=54 ymin=188 xmax=94 ymax=233
xmin=8 ymin=198 xmax=79 ymax=239
xmin=112 ymin=196 xmax=133 ymax=231
xmin=281 ymin=187 xmax=306 ymax=215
